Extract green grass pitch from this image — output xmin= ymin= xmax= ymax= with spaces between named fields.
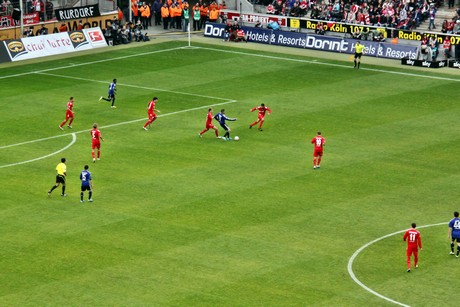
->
xmin=1 ymin=39 xmax=460 ymax=306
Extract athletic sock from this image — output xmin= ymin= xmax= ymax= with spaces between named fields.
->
xmin=80 ymin=192 xmax=84 ymax=201
xmin=451 ymin=242 xmax=455 ymax=252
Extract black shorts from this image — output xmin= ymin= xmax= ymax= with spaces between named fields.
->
xmin=55 ymin=174 xmax=65 ymax=184
xmin=220 ymin=123 xmax=229 ymax=131
xmin=354 ymin=52 xmax=362 ymax=59
xmin=452 ymin=237 xmax=460 ymax=243
xmin=81 ymin=185 xmax=92 ymax=192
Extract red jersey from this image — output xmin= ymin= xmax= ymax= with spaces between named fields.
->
xmin=205 ymin=111 xmax=213 ymax=126
xmin=66 ymin=100 xmax=74 ymax=111
xmin=311 ymin=135 xmax=325 ymax=150
xmin=403 ymin=228 xmax=422 ymax=249
xmin=91 ymin=128 xmax=102 ymax=144
xmin=147 ymin=100 xmax=156 ymax=115
xmin=251 ymin=105 xmax=272 ymax=116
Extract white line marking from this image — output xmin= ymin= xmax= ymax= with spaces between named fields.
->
xmin=0 ymin=47 xmax=186 ymax=79
xmin=35 ymin=72 xmax=233 ymax=101
xmin=347 ymin=222 xmax=447 ymax=306
xmin=0 ymin=133 xmax=77 ymax=169
xmin=197 ymin=46 xmax=460 ymax=82
xmin=0 ymin=100 xmax=235 ymax=150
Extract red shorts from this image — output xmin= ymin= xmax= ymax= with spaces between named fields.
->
xmin=206 ymin=123 xmax=216 ymax=129
xmin=92 ymin=141 xmax=101 ymax=150
xmin=313 ymin=149 xmax=323 ymax=157
xmin=406 ymin=246 xmax=418 ymax=257
xmin=258 ymin=114 xmax=265 ymax=121
xmin=148 ymin=112 xmax=156 ymax=121
xmin=66 ymin=111 xmax=74 ymax=119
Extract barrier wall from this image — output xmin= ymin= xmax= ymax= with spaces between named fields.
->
xmin=0 ymin=27 xmax=107 ymax=63
xmin=204 ymin=22 xmax=419 ymax=60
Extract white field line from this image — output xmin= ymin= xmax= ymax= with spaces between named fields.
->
xmin=0 ymin=99 xmax=236 ymax=150
xmin=0 ymin=133 xmax=76 ymax=169
xmin=0 ymin=46 xmax=187 ymax=79
xmin=347 ymin=222 xmax=447 ymax=307
xmin=35 ymin=72 xmax=233 ymax=101
xmin=197 ymin=46 xmax=460 ymax=82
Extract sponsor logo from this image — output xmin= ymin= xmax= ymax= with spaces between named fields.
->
xmin=452 ymin=61 xmax=460 ymax=68
xmin=87 ymin=30 xmax=103 ymax=42
xmin=70 ymin=32 xmax=86 ymax=43
xmin=406 ymin=59 xmax=415 ymax=65
xmin=421 ymin=61 xmax=431 ymax=67
xmin=204 ymin=23 xmax=225 ymax=37
xmin=7 ymin=41 xmax=24 ymax=52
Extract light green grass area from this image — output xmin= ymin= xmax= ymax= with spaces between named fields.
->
xmin=1 ymin=40 xmax=459 ymax=306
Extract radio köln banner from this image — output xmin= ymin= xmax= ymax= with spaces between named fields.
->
xmin=55 ymin=4 xmax=101 ymax=21
xmin=1 ymin=27 xmax=107 ymax=63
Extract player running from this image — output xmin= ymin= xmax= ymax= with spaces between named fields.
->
xmin=99 ymin=78 xmax=117 ymax=108
xmin=214 ymin=109 xmax=237 ymax=141
xmin=199 ymin=108 xmax=219 ymax=138
xmin=249 ymin=103 xmax=272 ymax=131
xmin=143 ymin=97 xmax=160 ymax=130
xmin=59 ymin=97 xmax=75 ymax=130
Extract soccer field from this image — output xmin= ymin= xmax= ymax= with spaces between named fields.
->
xmin=1 ymin=39 xmax=460 ymax=306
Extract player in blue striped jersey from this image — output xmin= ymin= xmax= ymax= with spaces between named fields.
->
xmin=99 ymin=78 xmax=117 ymax=108
xmin=214 ymin=109 xmax=237 ymax=140
xmin=449 ymin=211 xmax=460 ymax=257
xmin=80 ymin=165 xmax=93 ymax=203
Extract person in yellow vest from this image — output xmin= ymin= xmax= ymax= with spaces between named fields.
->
xmin=354 ymin=41 xmax=365 ymax=69
xmin=139 ymin=1 xmax=150 ymax=30
xmin=208 ymin=6 xmax=219 ymax=22
xmin=48 ymin=157 xmax=67 ymax=197
xmin=161 ymin=3 xmax=170 ymax=29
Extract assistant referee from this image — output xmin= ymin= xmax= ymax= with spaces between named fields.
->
xmin=354 ymin=41 xmax=365 ymax=69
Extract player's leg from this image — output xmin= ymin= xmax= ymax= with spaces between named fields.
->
xmin=59 ymin=114 xmax=68 ymax=129
xmin=48 ymin=177 xmax=60 ymax=194
xmin=88 ymin=188 xmax=93 ymax=201
xmin=249 ymin=118 xmax=259 ymax=128
xmin=313 ymin=151 xmax=318 ymax=168
xmin=456 ymin=240 xmax=460 ymax=257
xmin=80 ymin=187 xmax=85 ymax=202
xmin=406 ymin=249 xmax=412 ymax=271
xmin=111 ymin=95 xmax=116 ymax=107
xmin=354 ymin=54 xmax=357 ymax=68
xmin=451 ymin=239 xmax=455 ymax=254
xmin=317 ymin=152 xmax=322 ymax=168
xmin=68 ymin=115 xmax=74 ymax=127
xmin=97 ymin=146 xmax=101 ymax=159
xmin=413 ymin=250 xmax=419 ymax=268
xmin=61 ymin=177 xmax=66 ymax=196
xmin=213 ymin=127 xmax=219 ymax=137
xmin=258 ymin=117 xmax=265 ymax=130
xmin=199 ymin=127 xmax=209 ymax=136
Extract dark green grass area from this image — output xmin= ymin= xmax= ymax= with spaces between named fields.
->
xmin=1 ymin=40 xmax=459 ymax=306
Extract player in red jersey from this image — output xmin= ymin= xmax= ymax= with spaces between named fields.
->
xmin=311 ymin=131 xmax=325 ymax=169
xmin=249 ymin=103 xmax=272 ymax=131
xmin=143 ymin=97 xmax=160 ymax=130
xmin=403 ymin=223 xmax=422 ymax=272
xmin=59 ymin=97 xmax=75 ymax=130
xmin=90 ymin=123 xmax=104 ymax=163
xmin=199 ymin=108 xmax=219 ymax=138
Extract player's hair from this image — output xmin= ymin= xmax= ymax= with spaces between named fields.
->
xmin=455 ymin=211 xmax=459 ymax=217
xmin=70 ymin=97 xmax=73 ymax=100
xmin=84 ymin=165 xmax=89 ymax=170
xmin=93 ymin=123 xmax=98 ymax=128
xmin=261 ymin=103 xmax=265 ymax=106
xmin=317 ymin=131 xmax=321 ymax=135
xmin=221 ymin=109 xmax=225 ymax=112
xmin=113 ymin=78 xmax=117 ymax=82
xmin=208 ymin=108 xmax=212 ymax=112
xmin=153 ymin=97 xmax=158 ymax=100
xmin=411 ymin=223 xmax=416 ymax=228
xmin=61 ymin=158 xmax=66 ymax=163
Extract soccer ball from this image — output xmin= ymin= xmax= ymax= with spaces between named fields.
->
xmin=234 ymin=136 xmax=239 ymax=141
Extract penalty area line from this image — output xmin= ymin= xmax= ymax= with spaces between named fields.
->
xmin=0 ymin=133 xmax=77 ymax=169
xmin=347 ymin=222 xmax=447 ymax=307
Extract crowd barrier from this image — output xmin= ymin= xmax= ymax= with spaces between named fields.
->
xmin=0 ymin=27 xmax=107 ymax=63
